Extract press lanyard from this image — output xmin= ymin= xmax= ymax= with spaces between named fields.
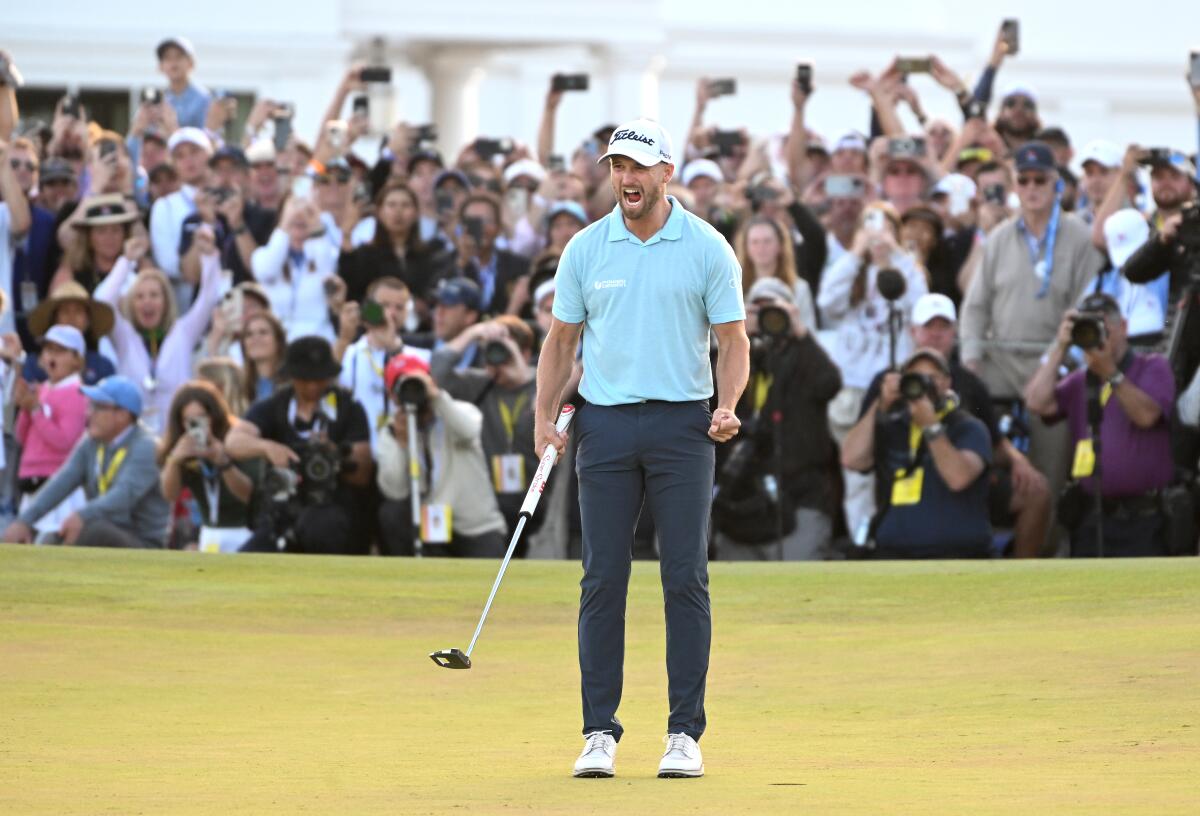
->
xmin=905 ymin=398 xmax=958 ymax=470
xmin=496 ymin=391 xmax=529 ymax=451
xmin=96 ymin=445 xmax=127 ymax=494
xmin=199 ymin=462 xmax=221 ymax=525
xmin=752 ymin=373 xmax=773 ymax=413
xmin=1019 ymin=198 xmax=1061 ymax=299
xmin=287 ymin=393 xmax=337 ymax=440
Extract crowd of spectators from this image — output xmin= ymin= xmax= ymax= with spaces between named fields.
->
xmin=0 ymin=25 xmax=1198 ymax=559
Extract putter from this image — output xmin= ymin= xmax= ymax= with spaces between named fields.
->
xmin=430 ymin=404 xmax=576 ymax=670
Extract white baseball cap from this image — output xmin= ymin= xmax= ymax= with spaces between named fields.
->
xmin=43 ymin=324 xmax=86 ymax=357
xmin=682 ymin=159 xmax=723 ymax=187
xmin=1103 ymin=209 xmax=1150 ymax=270
xmin=932 ymin=173 xmax=977 ymax=218
xmin=596 ymin=119 xmax=674 ymax=167
xmin=834 ymin=131 xmax=867 ymax=153
xmin=245 ymin=138 xmax=277 ymax=165
xmin=1079 ymin=139 xmax=1121 ymax=170
xmin=911 ymin=293 xmax=957 ymax=326
xmin=503 ymin=158 xmax=546 ymax=186
xmin=167 ymin=126 xmax=213 ymax=156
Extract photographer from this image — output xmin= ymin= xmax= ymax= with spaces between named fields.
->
xmin=451 ymin=193 xmax=528 ymax=315
xmin=226 ymin=336 xmax=373 ymax=555
xmin=252 ymin=196 xmax=338 ymax=341
xmin=430 ymin=315 xmax=540 ymax=542
xmin=842 ymin=348 xmax=993 ymax=559
xmin=376 ymin=353 xmax=508 ymax=557
xmin=159 ymin=381 xmax=257 ymax=552
xmin=712 ymin=278 xmax=842 ymax=560
xmin=1024 ymin=294 xmax=1175 ymax=557
xmin=858 ymin=295 xmax=1051 ymax=557
xmin=338 ymin=276 xmax=427 ymax=447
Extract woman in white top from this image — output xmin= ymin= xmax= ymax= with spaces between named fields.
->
xmin=94 ymin=232 xmax=223 ymax=434
xmin=817 ymin=202 xmax=928 ymax=391
xmin=251 ymin=196 xmax=337 ymax=342
xmin=734 ymin=216 xmax=818 ymax=332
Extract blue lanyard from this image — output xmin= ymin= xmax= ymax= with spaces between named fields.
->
xmin=1018 ymin=197 xmax=1061 ymax=299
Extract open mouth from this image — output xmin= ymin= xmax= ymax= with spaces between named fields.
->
xmin=622 ymin=188 xmax=643 ymax=208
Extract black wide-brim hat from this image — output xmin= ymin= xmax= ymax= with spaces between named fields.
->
xmin=279 ymin=335 xmax=341 ymax=380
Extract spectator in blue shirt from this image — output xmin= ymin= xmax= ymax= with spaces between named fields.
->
xmin=155 ymin=37 xmax=211 ymax=130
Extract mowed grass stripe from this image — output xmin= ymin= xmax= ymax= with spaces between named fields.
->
xmin=1 ymin=545 xmax=1196 ymax=815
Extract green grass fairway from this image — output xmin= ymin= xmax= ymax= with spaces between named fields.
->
xmin=2 ymin=545 xmax=1197 ymax=814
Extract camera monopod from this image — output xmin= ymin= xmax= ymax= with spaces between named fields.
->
xmin=877 ymin=268 xmax=907 ymax=370
xmin=403 ymin=403 xmax=424 ymax=558
xmin=430 ymin=404 xmax=576 ymax=670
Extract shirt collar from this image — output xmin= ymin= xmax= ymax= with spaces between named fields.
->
xmin=107 ymin=424 xmax=135 ymax=450
xmin=49 ymin=373 xmax=82 ymax=390
xmin=606 ymin=195 xmax=684 ymax=246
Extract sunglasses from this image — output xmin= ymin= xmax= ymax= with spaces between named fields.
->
xmin=1016 ymin=175 xmax=1050 ymax=187
xmin=10 ymin=159 xmax=36 ymax=172
xmin=1003 ymin=97 xmax=1036 ymax=111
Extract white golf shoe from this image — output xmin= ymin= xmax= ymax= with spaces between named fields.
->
xmin=657 ymin=732 xmax=704 ymax=778
xmin=573 ymin=731 xmax=617 ymax=778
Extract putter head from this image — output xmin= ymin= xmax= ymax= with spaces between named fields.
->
xmin=430 ymin=648 xmax=471 ymax=670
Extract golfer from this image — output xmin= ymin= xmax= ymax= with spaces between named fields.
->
xmin=534 ymin=119 xmax=749 ymax=779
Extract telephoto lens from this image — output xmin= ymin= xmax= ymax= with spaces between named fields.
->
xmin=1070 ymin=314 xmax=1107 ymax=350
xmin=757 ymin=305 xmax=791 ymax=338
xmin=483 ymin=340 xmax=512 ymax=366
xmin=395 ymin=376 xmax=429 ymax=408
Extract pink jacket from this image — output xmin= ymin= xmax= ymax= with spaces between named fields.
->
xmin=15 ymin=376 xmax=89 ymax=478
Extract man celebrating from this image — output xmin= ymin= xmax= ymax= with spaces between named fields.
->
xmin=535 ymin=119 xmax=749 ymax=779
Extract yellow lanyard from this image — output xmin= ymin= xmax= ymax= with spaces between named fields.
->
xmin=497 ymin=391 xmax=530 ymax=450
xmin=366 ymin=346 xmax=386 ymax=378
xmin=96 ymin=445 xmax=127 ymax=494
xmin=1099 ymin=382 xmax=1113 ymax=408
xmin=752 ymin=372 xmax=773 ymax=413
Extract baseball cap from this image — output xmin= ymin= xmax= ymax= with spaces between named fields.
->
xmin=82 ymin=375 xmax=143 ymax=416
xmin=40 ymin=158 xmax=76 ymax=184
xmin=434 ymin=277 xmax=482 ymax=311
xmin=596 ymin=119 xmax=674 ymax=167
xmin=545 ymin=200 xmax=587 ymax=229
xmin=1000 ymin=82 xmax=1038 ymax=105
xmin=903 ymin=347 xmax=952 ymax=376
xmin=911 ymin=293 xmax=957 ymax=327
xmin=433 ymin=169 xmax=470 ymax=191
xmin=406 ymin=149 xmax=444 ymax=176
xmin=746 ymin=277 xmax=793 ymax=304
xmin=1079 ymin=139 xmax=1121 ymax=170
xmin=1144 ymin=149 xmax=1197 ymax=178
xmin=1014 ymin=142 xmax=1056 ymax=173
xmin=1103 ymin=209 xmax=1150 ymax=270
xmin=1079 ymin=291 xmax=1122 ymax=317
xmin=168 ymin=127 xmax=213 ymax=156
xmin=834 ymin=131 xmax=868 ymax=153
xmin=156 ymin=36 xmax=196 ymax=61
xmin=209 ymin=145 xmax=248 ymax=168
xmin=805 ymin=131 xmax=828 ymax=155
xmin=43 ymin=324 xmax=86 ymax=357
xmin=245 ymin=139 xmax=277 ymax=165
xmin=384 ymin=353 xmax=432 ymax=394
xmin=503 ymin=158 xmax=546 ymax=186
xmin=932 ymin=173 xmax=977 ymax=218
xmin=533 ymin=279 xmax=556 ymax=307
xmin=681 ymin=159 xmax=724 ymax=187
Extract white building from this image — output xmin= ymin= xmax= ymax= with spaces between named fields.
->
xmin=6 ymin=0 xmax=1198 ymax=171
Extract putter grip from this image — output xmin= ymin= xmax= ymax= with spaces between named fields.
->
xmin=519 ymin=405 xmax=575 ymax=517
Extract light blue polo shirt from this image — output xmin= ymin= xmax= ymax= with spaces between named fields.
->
xmin=552 ymin=196 xmax=744 ymax=406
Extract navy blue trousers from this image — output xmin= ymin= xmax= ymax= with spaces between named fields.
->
xmin=575 ymin=400 xmax=714 ymax=743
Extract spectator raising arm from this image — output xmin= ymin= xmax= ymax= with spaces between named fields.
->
xmin=0 ymin=138 xmax=32 ymax=237
xmin=0 ymin=53 xmax=17 ymax=142
xmin=537 ymin=79 xmax=563 ymax=167
xmin=784 ymin=77 xmax=812 ymax=190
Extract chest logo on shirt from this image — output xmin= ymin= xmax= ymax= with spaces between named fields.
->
xmin=595 ymin=279 xmax=627 ymax=290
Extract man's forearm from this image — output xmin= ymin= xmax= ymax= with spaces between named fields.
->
xmin=0 ymin=87 xmax=16 ymax=142
xmin=1024 ymin=348 xmax=1065 ymax=417
xmin=785 ymin=106 xmax=808 ymax=189
xmin=714 ymin=334 xmax=750 ymax=412
xmin=226 ymin=429 xmax=267 ymax=461
xmin=1112 ymin=379 xmax=1164 ymax=429
xmin=841 ymin=404 xmax=878 ymax=472
xmin=927 ymin=437 xmax=983 ymax=492
xmin=537 ymin=103 xmax=556 ymax=167
xmin=534 ymin=326 xmax=580 ymax=421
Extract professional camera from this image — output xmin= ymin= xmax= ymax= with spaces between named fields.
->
xmin=1177 ymin=200 xmax=1200 ymax=255
xmin=298 ymin=439 xmax=343 ymax=505
xmin=1070 ymin=312 xmax=1108 ymax=351
xmin=899 ymin=371 xmax=938 ymax=403
xmin=393 ymin=375 xmax=429 ymax=409
xmin=483 ymin=339 xmax=512 ymax=367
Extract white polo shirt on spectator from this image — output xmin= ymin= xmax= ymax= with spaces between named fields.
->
xmin=149 ymin=184 xmax=198 ymax=306
xmin=552 ymin=195 xmax=744 ymax=406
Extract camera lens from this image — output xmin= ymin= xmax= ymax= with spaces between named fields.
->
xmin=483 ymin=340 xmax=512 ymax=367
xmin=396 ymin=376 xmax=428 ymax=408
xmin=1070 ymin=315 xmax=1105 ymax=350
xmin=899 ymin=372 xmax=930 ymax=401
xmin=757 ymin=305 xmax=790 ymax=337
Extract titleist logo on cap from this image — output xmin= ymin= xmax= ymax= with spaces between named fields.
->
xmin=611 ymin=129 xmax=655 ymax=147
